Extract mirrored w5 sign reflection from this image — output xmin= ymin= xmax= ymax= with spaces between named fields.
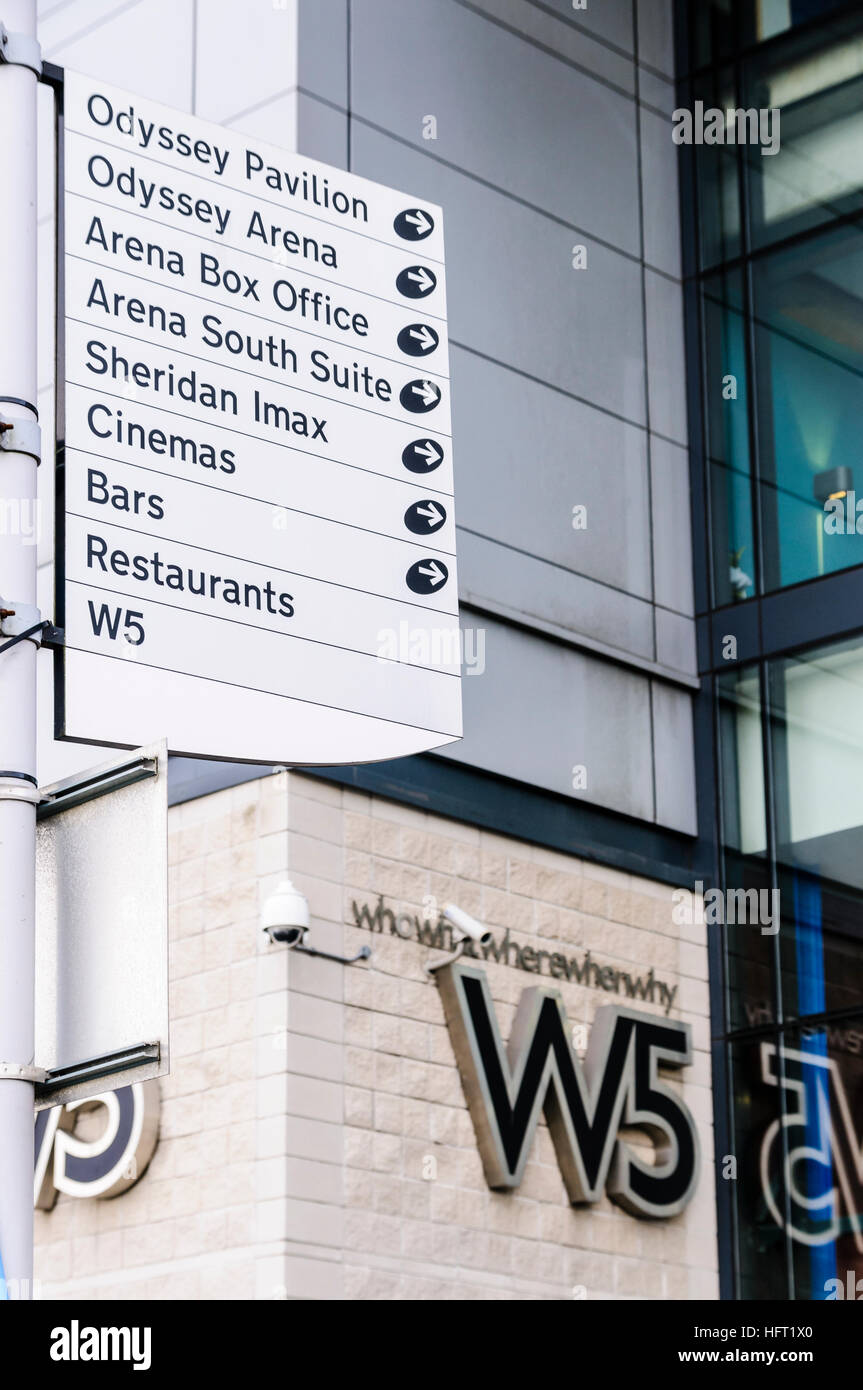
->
xmin=760 ymin=1043 xmax=863 ymax=1253
xmin=34 ymin=1081 xmax=159 ymax=1209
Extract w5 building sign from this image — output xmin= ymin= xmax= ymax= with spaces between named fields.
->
xmin=760 ymin=1042 xmax=863 ymax=1252
xmin=436 ymin=962 xmax=699 ymax=1218
xmin=34 ymin=1082 xmax=159 ymax=1209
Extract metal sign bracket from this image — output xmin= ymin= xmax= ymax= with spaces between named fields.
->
xmin=0 ymin=1061 xmax=47 ymax=1084
xmin=36 ymin=1043 xmax=160 ymax=1102
xmin=0 ymin=776 xmax=44 ymax=805
xmin=0 ymin=599 xmax=43 ymax=639
xmin=0 ymin=412 xmax=41 ymax=463
xmin=0 ymin=23 xmax=42 ymax=76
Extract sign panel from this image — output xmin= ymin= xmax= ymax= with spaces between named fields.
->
xmin=58 ymin=72 xmax=460 ymax=764
xmin=436 ymin=961 xmax=699 ymax=1220
xmin=35 ymin=741 xmax=169 ymax=1109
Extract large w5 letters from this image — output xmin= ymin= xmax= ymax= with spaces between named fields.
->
xmin=437 ymin=962 xmax=699 ymax=1218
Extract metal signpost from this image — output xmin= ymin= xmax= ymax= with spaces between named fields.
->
xmin=57 ymin=71 xmax=460 ymax=765
xmin=0 ymin=0 xmax=41 ymax=1302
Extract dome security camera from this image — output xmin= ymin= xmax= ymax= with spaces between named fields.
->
xmin=262 ymin=878 xmax=310 ymax=947
xmin=260 ymin=878 xmax=372 ymax=967
xmin=443 ymin=903 xmax=493 ymax=947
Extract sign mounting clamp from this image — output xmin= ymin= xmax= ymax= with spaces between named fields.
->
xmin=0 ymin=23 xmax=41 ymax=76
xmin=0 ymin=412 xmax=41 ymax=463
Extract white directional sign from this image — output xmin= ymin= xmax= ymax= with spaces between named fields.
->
xmin=58 ymin=72 xmax=461 ymax=764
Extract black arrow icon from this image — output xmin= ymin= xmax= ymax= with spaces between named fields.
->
xmin=404 ymin=499 xmax=447 ymax=534
xmin=397 ymin=323 xmax=439 ymax=357
xmin=400 ymin=379 xmax=441 ymax=413
xmin=406 ymin=558 xmax=449 ymax=594
xmin=402 ymin=439 xmax=444 ymax=474
xmin=396 ymin=265 xmax=437 ymax=299
xmin=394 ymin=208 xmax=435 ymax=241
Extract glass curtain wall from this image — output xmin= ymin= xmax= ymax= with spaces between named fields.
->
xmin=679 ymin=0 xmax=863 ymax=1300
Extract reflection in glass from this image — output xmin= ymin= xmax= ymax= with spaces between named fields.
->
xmin=767 ymin=641 xmax=863 ymax=1018
xmin=733 ymin=1023 xmax=863 ymax=1299
xmin=718 ymin=667 xmax=773 ymax=1031
xmin=753 ymin=227 xmax=863 ymax=590
xmin=704 ymin=272 xmax=755 ymax=604
xmin=771 ymin=1024 xmax=863 ymax=1300
xmin=747 ymin=19 xmax=863 ymax=249
xmin=756 ymin=0 xmax=852 ymax=45
xmin=730 ymin=1040 xmax=789 ymax=1299
xmin=770 ymin=640 xmax=863 ymax=880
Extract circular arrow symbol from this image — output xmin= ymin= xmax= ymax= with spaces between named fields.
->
xmin=405 ymin=499 xmax=447 ymax=534
xmin=402 ymin=439 xmax=444 ymax=474
xmin=396 ymin=265 xmax=437 ymax=299
xmin=401 ymin=379 xmax=441 ymax=413
xmin=406 ymin=558 xmax=449 ymax=594
xmin=398 ymin=323 xmax=439 ymax=357
xmin=394 ymin=208 xmax=435 ymax=241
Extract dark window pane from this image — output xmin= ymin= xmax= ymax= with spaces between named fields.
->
xmin=693 ymin=66 xmax=742 ymax=268
xmin=690 ymin=0 xmax=737 ymax=72
xmin=717 ymin=667 xmax=773 ymax=1030
xmin=776 ymin=870 xmax=863 ymax=1020
xmin=725 ymin=851 xmax=778 ymax=1031
xmin=704 ymin=271 xmax=756 ymax=602
xmin=730 ymin=1038 xmax=790 ymax=1298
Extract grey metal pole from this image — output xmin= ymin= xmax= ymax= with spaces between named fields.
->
xmin=0 ymin=0 xmax=41 ymax=1301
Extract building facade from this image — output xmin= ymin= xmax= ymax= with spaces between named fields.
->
xmin=35 ymin=770 xmax=716 ymax=1299
xmin=27 ymin=0 xmax=863 ymax=1300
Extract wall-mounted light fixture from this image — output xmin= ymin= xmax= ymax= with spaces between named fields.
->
xmin=813 ymin=465 xmax=853 ymax=504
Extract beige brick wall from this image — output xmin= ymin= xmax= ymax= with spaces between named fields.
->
xmin=34 ymin=770 xmax=718 ymax=1300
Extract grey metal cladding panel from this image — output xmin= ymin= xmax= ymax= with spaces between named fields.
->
xmin=226 ymin=92 xmax=297 ymax=148
xmin=458 ymin=531 xmax=655 ymax=660
xmin=644 ymin=268 xmax=688 ymax=446
xmin=297 ymin=91 xmax=349 ymax=166
xmin=451 ymin=345 xmax=652 ymax=601
xmin=195 ymin=0 xmax=295 ymax=124
xmin=448 ymin=0 xmax=634 ymax=93
xmin=41 ymin=0 xmax=194 ymax=110
xmin=351 ymin=124 xmax=647 ymax=423
xmin=440 ymin=617 xmax=655 ymax=820
xmin=654 ymin=606 xmax=697 ymax=679
xmin=349 ymin=0 xmax=641 ymax=256
xmin=639 ymin=68 xmax=675 ymax=119
xmin=650 ymin=433 xmax=694 ymax=617
xmin=298 ymin=0 xmax=349 ymax=107
xmin=535 ymin=0 xmax=635 ymax=52
xmin=640 ymin=103 xmax=682 ymax=280
xmin=651 ymin=682 xmax=697 ymax=835
xmin=636 ymin=0 xmax=675 ymax=77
